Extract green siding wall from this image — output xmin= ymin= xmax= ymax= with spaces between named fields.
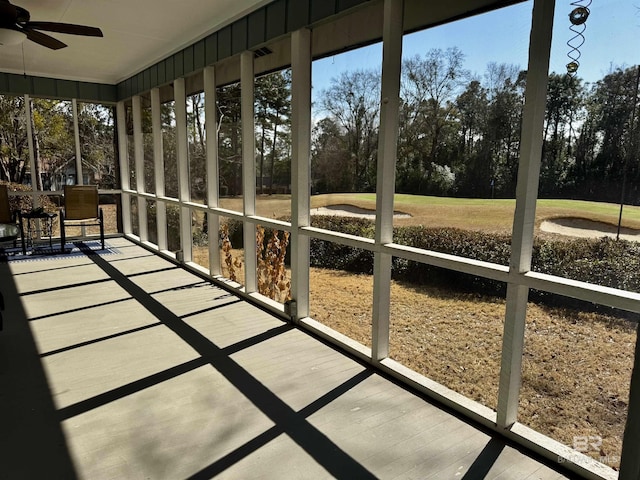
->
xmin=0 ymin=0 xmax=370 ymax=101
xmin=0 ymin=72 xmax=116 ymax=102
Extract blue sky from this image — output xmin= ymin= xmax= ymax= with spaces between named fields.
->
xmin=311 ymin=0 xmax=640 ymax=99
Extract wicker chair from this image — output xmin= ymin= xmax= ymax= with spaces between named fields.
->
xmin=60 ymin=185 xmax=104 ymax=250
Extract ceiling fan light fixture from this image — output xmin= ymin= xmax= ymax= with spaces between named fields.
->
xmin=0 ymin=27 xmax=26 ymax=46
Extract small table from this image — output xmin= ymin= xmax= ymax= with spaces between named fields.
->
xmin=19 ymin=211 xmax=60 ymax=255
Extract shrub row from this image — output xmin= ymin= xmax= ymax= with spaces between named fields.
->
xmin=220 ymin=215 xmax=640 ymax=305
xmin=307 ymin=217 xmax=640 ymax=306
xmin=1 ymin=181 xmax=58 ymax=214
xmin=307 ymin=217 xmax=512 ymax=296
xmin=530 ymin=237 xmax=640 ymax=312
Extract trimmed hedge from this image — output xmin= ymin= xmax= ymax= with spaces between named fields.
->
xmin=307 ymin=217 xmax=511 ymax=294
xmin=307 ymin=216 xmax=640 ymax=300
xmin=531 ymin=236 xmax=640 ymax=292
xmin=309 ymin=216 xmax=375 ymax=273
xmin=1 ymin=181 xmax=58 ymax=214
xmin=224 ymin=218 xmax=244 ymax=247
xmin=220 ymin=215 xmax=640 ymax=307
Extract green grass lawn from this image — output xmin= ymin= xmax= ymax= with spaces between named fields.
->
xmin=308 ymin=193 xmax=640 ymax=234
xmin=215 ymin=192 xmax=640 ymax=235
xmin=537 ymin=198 xmax=640 ymax=223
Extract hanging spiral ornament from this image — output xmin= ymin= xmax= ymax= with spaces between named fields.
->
xmin=566 ymin=0 xmax=591 ymax=76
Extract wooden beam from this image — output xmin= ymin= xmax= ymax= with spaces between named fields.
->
xmin=204 ymin=66 xmax=221 ymax=276
xmin=618 ymin=328 xmax=640 ymax=479
xmin=174 ymin=78 xmax=192 ymax=262
xmin=116 ymin=101 xmax=132 ymax=235
xmin=497 ymin=0 xmax=555 ymax=430
xmin=241 ymin=51 xmax=257 ymax=293
xmin=151 ymin=88 xmax=167 ymax=251
xmin=290 ymin=28 xmax=312 ymax=321
xmin=372 ymin=0 xmax=403 ymax=362
xmin=132 ymin=95 xmax=148 ymax=242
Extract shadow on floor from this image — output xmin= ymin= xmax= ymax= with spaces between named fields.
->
xmin=0 ymin=261 xmax=78 ymax=479
xmin=0 ymin=242 xmax=578 ymax=479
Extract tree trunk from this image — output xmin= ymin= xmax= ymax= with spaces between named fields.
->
xmin=193 ymin=96 xmax=206 ymax=152
xmin=259 ymin=124 xmax=265 ymax=194
xmin=269 ymin=116 xmax=280 ymax=193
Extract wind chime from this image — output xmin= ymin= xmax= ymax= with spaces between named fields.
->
xmin=565 ymin=1 xmax=592 ymax=157
xmin=566 ymin=0 xmax=591 ymax=76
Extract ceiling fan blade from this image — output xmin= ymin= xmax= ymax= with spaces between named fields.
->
xmin=25 ymin=22 xmax=103 ymax=37
xmin=24 ymin=27 xmax=66 ymax=50
xmin=0 ymin=0 xmax=18 ymax=26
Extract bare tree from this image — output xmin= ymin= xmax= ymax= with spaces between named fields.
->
xmin=319 ymin=69 xmax=381 ymax=191
xmin=400 ymin=47 xmax=469 ymax=189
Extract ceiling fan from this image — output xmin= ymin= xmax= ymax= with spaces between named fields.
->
xmin=0 ymin=0 xmax=103 ymax=50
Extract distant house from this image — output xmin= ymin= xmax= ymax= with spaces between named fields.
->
xmin=42 ymin=157 xmax=101 ymax=191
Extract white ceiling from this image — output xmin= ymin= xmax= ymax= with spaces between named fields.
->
xmin=0 ymin=0 xmax=270 ymax=85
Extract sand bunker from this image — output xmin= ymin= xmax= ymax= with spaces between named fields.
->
xmin=309 ymin=208 xmax=639 ymax=241
xmin=540 ymin=217 xmax=640 ymax=242
xmin=310 ymin=204 xmax=411 ymax=219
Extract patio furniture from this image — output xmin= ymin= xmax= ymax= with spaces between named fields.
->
xmin=0 ymin=223 xmax=19 ymax=242
xmin=0 ymin=184 xmax=20 ymax=251
xmin=18 ymin=210 xmax=59 ymax=255
xmin=60 ymin=185 xmax=105 ymax=250
xmin=0 ymin=184 xmax=16 ymax=225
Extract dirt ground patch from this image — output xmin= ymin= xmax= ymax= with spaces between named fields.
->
xmin=309 ymin=269 xmax=635 ymax=470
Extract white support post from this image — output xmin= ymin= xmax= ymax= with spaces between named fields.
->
xmin=24 ymin=94 xmax=38 ymax=208
xmin=132 ymin=96 xmax=145 ymax=193
xmin=290 ymin=28 xmax=312 ymax=321
xmin=175 ymin=77 xmax=192 ymax=262
xmin=23 ymin=93 xmax=42 ymax=244
xmin=72 ymin=98 xmax=90 ymax=239
xmin=619 ymin=330 xmax=640 ymax=480
xmin=496 ymin=0 xmax=555 ymax=430
xmin=132 ymin=95 xmax=148 ymax=242
xmin=241 ymin=51 xmax=257 ymax=293
xmin=72 ymin=99 xmax=83 ymax=185
xmin=151 ymin=88 xmax=167 ymax=251
xmin=207 ymin=213 xmax=220 ymax=275
xmin=372 ymin=0 xmax=403 ymax=362
xmin=204 ymin=66 xmax=221 ymax=275
xmin=116 ymin=101 xmax=132 ymax=235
